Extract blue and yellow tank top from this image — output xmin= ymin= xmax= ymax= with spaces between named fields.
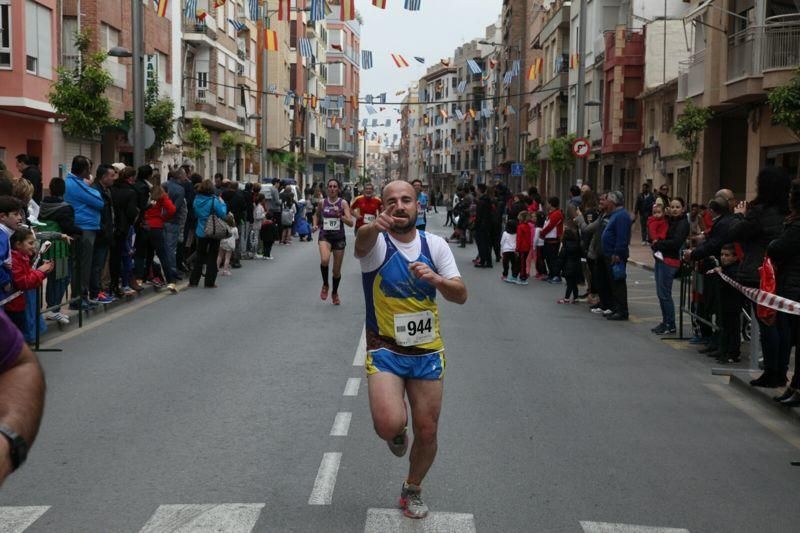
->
xmin=362 ymin=232 xmax=443 ymax=355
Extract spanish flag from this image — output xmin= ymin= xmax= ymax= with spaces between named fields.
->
xmin=468 ymin=108 xmax=476 ymax=119
xmin=372 ymin=0 xmax=387 ymax=8
xmin=351 ymin=95 xmax=359 ymax=110
xmin=264 ymin=29 xmax=278 ymax=51
xmin=196 ymin=9 xmax=208 ymax=21
xmin=213 ymin=0 xmax=226 ymax=8
xmin=439 ymin=109 xmax=448 ymax=120
xmin=341 ymin=0 xmax=356 ymax=20
xmin=527 ymin=64 xmax=536 ymax=80
xmin=156 ymin=0 xmax=168 ymax=18
xmin=311 ymin=95 xmax=318 ymax=109
xmin=391 ymin=54 xmax=409 ymax=68
xmin=277 ymin=0 xmax=290 ymax=21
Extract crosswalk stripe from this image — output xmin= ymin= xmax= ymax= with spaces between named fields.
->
xmin=344 ymin=377 xmax=361 ymax=396
xmin=364 ymin=508 xmax=476 ymax=532
xmin=353 ymin=326 xmax=367 ymax=366
xmin=580 ymin=521 xmax=690 ymax=533
xmin=330 ymin=412 xmax=353 ymax=436
xmin=138 ymin=503 xmax=264 ymax=533
xmin=308 ymin=452 xmax=342 ymax=505
xmin=0 ymin=506 xmax=50 ymax=533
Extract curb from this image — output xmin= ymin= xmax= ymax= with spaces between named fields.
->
xmin=727 ymin=371 xmax=800 ymax=427
xmin=629 ymin=259 xmax=655 ymax=272
xmin=35 ymin=282 xmax=182 ymax=345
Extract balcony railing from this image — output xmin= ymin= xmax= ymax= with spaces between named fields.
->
xmin=61 ymin=53 xmax=80 ymax=71
xmin=727 ymin=16 xmax=800 ymax=81
xmin=677 ymin=49 xmax=706 ymax=100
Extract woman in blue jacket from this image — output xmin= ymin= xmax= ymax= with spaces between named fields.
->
xmin=189 ymin=179 xmax=228 ymax=288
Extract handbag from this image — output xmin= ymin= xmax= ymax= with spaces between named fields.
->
xmin=203 ymin=198 xmax=229 ymax=240
xmin=757 ymin=257 xmax=777 ymax=326
xmin=611 ymin=261 xmax=627 ymax=281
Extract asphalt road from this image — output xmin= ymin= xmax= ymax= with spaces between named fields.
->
xmin=1 ymin=212 xmax=799 ymax=533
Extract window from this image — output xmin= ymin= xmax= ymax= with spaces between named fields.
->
xmin=329 ymin=29 xmax=342 ymax=49
xmin=623 ymin=98 xmax=638 ymax=129
xmin=25 ymin=1 xmax=52 ymax=78
xmin=217 ymin=63 xmax=225 ymax=103
xmin=0 ymin=1 xmax=11 ymax=68
xmin=327 ymin=62 xmax=343 ymax=86
xmin=662 ymin=102 xmax=674 ymax=132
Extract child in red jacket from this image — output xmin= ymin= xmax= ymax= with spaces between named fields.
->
xmin=4 ymin=228 xmax=53 ymax=336
xmin=647 ymin=204 xmax=669 ymax=246
xmin=516 ymin=211 xmax=532 ymax=284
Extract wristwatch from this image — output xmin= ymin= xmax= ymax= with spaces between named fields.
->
xmin=0 ymin=424 xmax=28 ymax=470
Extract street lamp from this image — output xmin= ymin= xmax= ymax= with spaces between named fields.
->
xmin=108 ymin=35 xmax=144 ymax=167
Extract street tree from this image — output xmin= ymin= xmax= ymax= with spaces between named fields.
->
xmin=547 ymin=134 xmax=577 ymax=191
xmin=672 ymin=99 xmax=713 ymax=200
xmin=48 ymin=28 xmax=113 ymax=141
xmin=185 ymin=118 xmax=211 ymax=163
xmin=767 ymin=67 xmax=800 ymax=176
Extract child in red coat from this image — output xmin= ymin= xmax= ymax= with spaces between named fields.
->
xmin=4 ymin=228 xmax=53 ymax=336
xmin=647 ymin=204 xmax=669 ymax=246
xmin=516 ymin=211 xmax=532 ymax=283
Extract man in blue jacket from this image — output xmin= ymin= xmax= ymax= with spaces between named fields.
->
xmin=601 ymin=191 xmax=632 ymax=321
xmin=64 ymin=155 xmax=104 ymax=310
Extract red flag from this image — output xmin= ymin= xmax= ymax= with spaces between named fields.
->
xmin=277 ymin=0 xmax=290 ymax=21
xmin=156 ymin=0 xmax=168 ymax=18
xmin=341 ymin=0 xmax=356 ymax=20
xmin=372 ymin=0 xmax=387 ymax=8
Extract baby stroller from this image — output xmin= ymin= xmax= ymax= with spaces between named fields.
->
xmin=295 ymin=200 xmax=312 ymax=241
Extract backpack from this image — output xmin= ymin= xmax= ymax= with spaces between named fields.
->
xmin=281 ymin=204 xmax=294 ymax=226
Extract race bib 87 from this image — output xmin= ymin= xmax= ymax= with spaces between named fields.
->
xmin=393 ymin=311 xmax=436 ymax=347
xmin=323 ymin=218 xmax=341 ymax=231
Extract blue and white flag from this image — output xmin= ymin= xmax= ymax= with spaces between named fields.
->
xmin=268 ymin=83 xmax=277 ymax=93
xmin=365 ymin=94 xmax=374 ymax=104
xmin=284 ymin=91 xmax=294 ymax=106
xmin=298 ymin=38 xmax=313 ymax=58
xmin=404 ymin=0 xmax=421 ymax=11
xmin=184 ymin=0 xmax=197 ymax=18
xmin=247 ymin=0 xmax=259 ymax=21
xmin=372 ymin=119 xmax=379 ymax=127
xmin=457 ymin=80 xmax=467 ymax=94
xmin=362 ymin=50 xmax=373 ymax=70
xmin=378 ymin=93 xmax=386 ymax=104
xmin=385 ymin=119 xmax=391 ymax=127
xmin=466 ymin=59 xmax=482 ymax=75
xmin=338 ymin=95 xmax=345 ymax=109
xmin=409 ymin=118 xmax=416 ymax=127
xmin=503 ymin=71 xmax=513 ymax=86
xmin=455 ymin=109 xmax=464 ymax=121
xmin=362 ymin=119 xmax=368 ymax=127
xmin=511 ymin=59 xmax=521 ymax=77
xmin=309 ymin=0 xmax=325 ymax=22
xmin=506 ymin=105 xmax=516 ymax=115
xmin=414 ymin=57 xmax=425 ymax=64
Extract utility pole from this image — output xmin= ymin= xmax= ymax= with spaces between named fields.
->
xmin=131 ymin=0 xmax=144 ymax=167
xmin=516 ymin=38 xmax=523 ymax=192
xmin=574 ymin=0 xmax=587 ymax=185
xmin=260 ymin=12 xmax=271 ymax=181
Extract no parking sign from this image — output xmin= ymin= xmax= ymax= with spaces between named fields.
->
xmin=572 ymin=138 xmax=590 ymax=158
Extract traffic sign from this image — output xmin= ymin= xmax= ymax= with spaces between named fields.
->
xmin=572 ymin=137 xmax=590 ymax=158
xmin=510 ymin=163 xmax=524 ymax=177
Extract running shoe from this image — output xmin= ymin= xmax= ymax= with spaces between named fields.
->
xmin=399 ymin=482 xmax=429 ymax=519
xmin=602 ymin=309 xmax=614 ymax=316
xmin=590 ymin=307 xmax=607 ymax=314
xmin=265 ymin=255 xmax=274 ymax=260
xmin=517 ymin=279 xmax=529 ymax=286
xmin=121 ymin=286 xmax=137 ymax=297
xmin=652 ymin=323 xmax=668 ymax=335
xmin=332 ymin=293 xmax=341 ymax=306
xmin=45 ymin=311 xmax=70 ymax=325
xmin=388 ymin=426 xmax=408 ymax=457
xmin=89 ymin=292 xmax=114 ymax=304
xmin=166 ymin=283 xmax=178 ymax=294
xmin=320 ymin=285 xmax=329 ymax=300
xmin=505 ymin=275 xmax=519 ymax=284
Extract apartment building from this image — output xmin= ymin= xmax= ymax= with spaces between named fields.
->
xmin=420 ymin=63 xmax=458 ymax=195
xmin=678 ymin=0 xmax=799 ymax=202
xmin=0 ymin=0 xmax=58 ymax=177
xmin=398 ymin=91 xmax=423 ymax=182
xmin=499 ymin=0 xmax=527 ymax=182
xmin=325 ymin=7 xmax=360 ymax=184
xmin=364 ymin=137 xmax=387 ymax=186
xmin=451 ymin=38 xmax=494 ymax=190
xmin=182 ymin=0 xmax=250 ymax=178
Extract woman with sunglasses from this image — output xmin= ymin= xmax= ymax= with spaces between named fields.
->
xmin=313 ymin=179 xmax=354 ymax=305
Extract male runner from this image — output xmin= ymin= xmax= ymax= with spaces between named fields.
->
xmin=355 ymin=180 xmax=467 ymax=519
xmin=412 ymin=179 xmax=428 ymax=231
xmin=350 ymin=183 xmax=383 ymax=234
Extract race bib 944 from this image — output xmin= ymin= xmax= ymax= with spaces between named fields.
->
xmin=393 ymin=311 xmax=436 ymax=347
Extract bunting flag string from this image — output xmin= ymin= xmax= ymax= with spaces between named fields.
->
xmin=362 ymin=50 xmax=373 ymax=70
xmin=502 ymin=71 xmax=513 ymax=86
xmin=456 ymin=80 xmax=467 ymax=94
xmin=284 ymin=91 xmax=294 ymax=106
xmin=277 ymin=0 xmax=290 ymax=21
xmin=156 ymin=0 xmax=168 ymax=18
xmin=391 ymin=54 xmax=410 ymax=68
xmin=414 ymin=57 xmax=425 ymax=64
xmin=309 ymin=0 xmax=325 ymax=22
xmin=365 ymin=95 xmax=374 ymax=104
xmin=511 ymin=59 xmax=521 ymax=78
xmin=404 ymin=0 xmax=422 ymax=11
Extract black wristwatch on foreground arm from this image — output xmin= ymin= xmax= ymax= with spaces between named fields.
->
xmin=0 ymin=424 xmax=28 ymax=470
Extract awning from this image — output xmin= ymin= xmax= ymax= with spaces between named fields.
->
xmin=683 ymin=0 xmax=713 ymax=23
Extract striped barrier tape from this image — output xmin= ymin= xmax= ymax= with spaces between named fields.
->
xmin=0 ymin=291 xmax=22 ymax=307
xmin=717 ymin=270 xmax=800 ymax=316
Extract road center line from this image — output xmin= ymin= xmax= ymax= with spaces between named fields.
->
xmin=344 ymin=377 xmax=361 ymax=396
xmin=330 ymin=412 xmax=352 ymax=436
xmin=580 ymin=521 xmax=689 ymax=533
xmin=353 ymin=326 xmax=367 ymax=366
xmin=308 ymin=452 xmax=342 ymax=505
xmin=0 ymin=506 xmax=50 ymax=533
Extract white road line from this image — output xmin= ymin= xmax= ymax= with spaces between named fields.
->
xmin=353 ymin=326 xmax=367 ymax=366
xmin=308 ymin=452 xmax=342 ymax=505
xmin=344 ymin=377 xmax=361 ymax=396
xmin=364 ymin=508 xmax=476 ymax=532
xmin=580 ymin=521 xmax=689 ymax=533
xmin=330 ymin=412 xmax=353 ymax=436
xmin=0 ymin=507 xmax=50 ymax=533
xmin=138 ymin=503 xmax=264 ymax=533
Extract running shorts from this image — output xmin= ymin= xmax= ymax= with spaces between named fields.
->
xmin=365 ymin=348 xmax=445 ymax=380
xmin=319 ymin=233 xmax=346 ymax=251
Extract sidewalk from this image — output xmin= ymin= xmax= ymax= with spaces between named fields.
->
xmin=627 ymin=221 xmax=657 ymax=271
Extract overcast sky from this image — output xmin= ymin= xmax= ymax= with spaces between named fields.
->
xmin=357 ymin=0 xmax=503 ymax=143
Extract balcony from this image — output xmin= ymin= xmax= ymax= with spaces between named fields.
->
xmin=187 ymin=88 xmax=217 ymax=113
xmin=183 ymin=18 xmax=217 ymax=42
xmin=677 ymin=49 xmax=706 ymax=101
